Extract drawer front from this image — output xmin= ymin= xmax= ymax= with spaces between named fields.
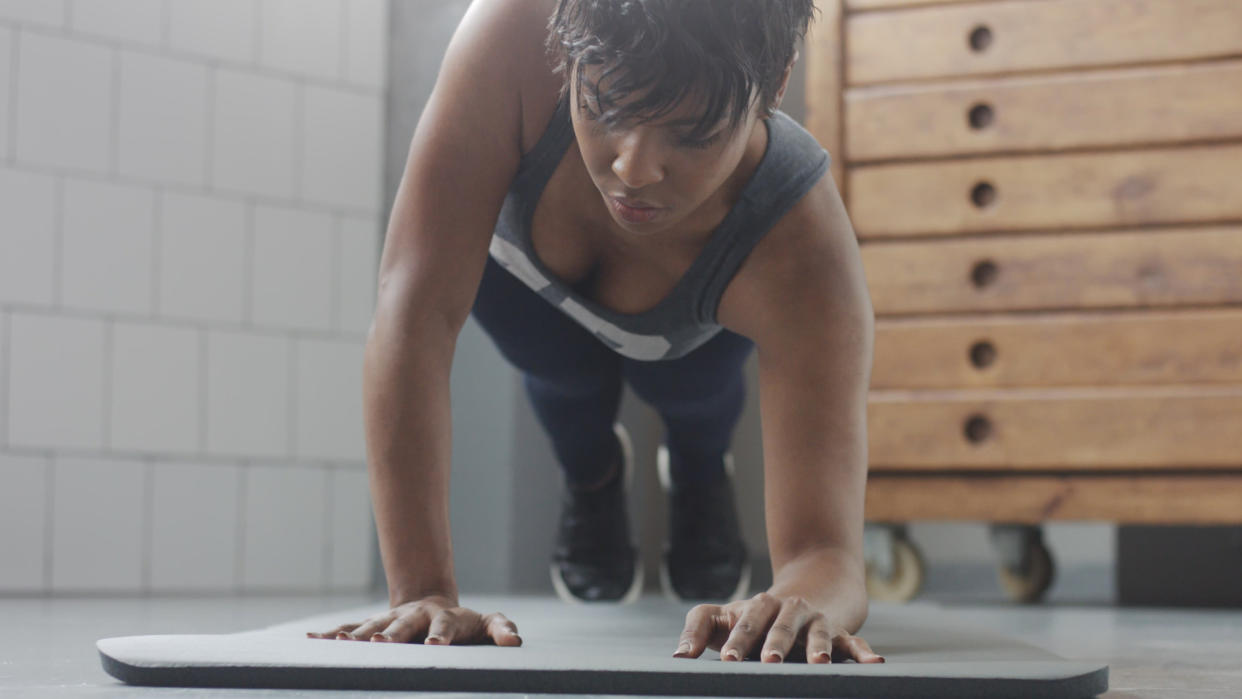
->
xmin=865 ymin=473 xmax=1242 ymax=524
xmin=846 ymin=60 xmax=1242 ymax=161
xmin=848 ymin=144 xmax=1242 ymax=237
xmin=848 ymin=0 xmax=992 ymax=10
xmin=861 ymin=226 xmax=1242 ymax=314
xmin=867 ymin=387 xmax=1242 ymax=469
xmin=872 ymin=309 xmax=1242 ymax=389
xmin=846 ymin=0 xmax=1242 ymax=85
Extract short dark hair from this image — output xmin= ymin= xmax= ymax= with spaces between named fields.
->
xmin=545 ymin=0 xmax=817 ymax=141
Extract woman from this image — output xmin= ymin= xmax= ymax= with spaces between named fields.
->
xmin=309 ymin=0 xmax=881 ymax=665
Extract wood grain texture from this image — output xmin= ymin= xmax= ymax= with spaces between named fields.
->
xmin=843 ymin=59 xmax=1242 ymax=161
xmin=872 ymin=308 xmax=1242 ymax=389
xmin=860 ymin=226 xmax=1242 ymax=314
xmin=848 ymin=143 xmax=1242 ymax=236
xmin=866 ymin=473 xmax=1242 ymax=523
xmin=867 ymin=385 xmax=1242 ymax=469
xmin=803 ymin=0 xmax=845 ymax=197
xmin=846 ymin=0 xmax=1242 ymax=85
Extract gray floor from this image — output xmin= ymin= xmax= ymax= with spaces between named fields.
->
xmin=4 ymin=563 xmax=1240 ymax=698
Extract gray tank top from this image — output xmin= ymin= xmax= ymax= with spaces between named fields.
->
xmin=488 ymin=92 xmax=831 ymax=361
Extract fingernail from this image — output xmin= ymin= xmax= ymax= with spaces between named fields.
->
xmin=426 ymin=635 xmax=444 ymax=644
xmin=766 ymin=650 xmax=783 ymax=662
xmin=815 ymin=651 xmax=830 ymax=662
xmin=371 ymin=634 xmax=388 ymax=642
xmin=677 ymin=642 xmax=690 ymax=654
xmin=336 ymin=632 xmax=350 ymax=640
xmin=876 ymin=655 xmax=886 ymax=663
xmin=723 ymin=648 xmax=739 ymax=661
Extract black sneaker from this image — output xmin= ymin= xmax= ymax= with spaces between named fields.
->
xmin=657 ymin=444 xmax=751 ymax=603
xmin=549 ymin=422 xmax=643 ymax=604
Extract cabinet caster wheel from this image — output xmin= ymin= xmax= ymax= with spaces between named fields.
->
xmin=997 ymin=537 xmax=1055 ymax=604
xmin=866 ymin=537 xmax=926 ymax=603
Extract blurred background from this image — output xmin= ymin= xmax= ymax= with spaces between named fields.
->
xmin=1 ymin=0 xmax=1235 ymax=609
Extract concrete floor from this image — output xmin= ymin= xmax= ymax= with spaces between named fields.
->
xmin=3 ymin=565 xmax=1240 ymax=698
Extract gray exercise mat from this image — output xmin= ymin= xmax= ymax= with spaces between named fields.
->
xmin=97 ymin=594 xmax=1108 ymax=698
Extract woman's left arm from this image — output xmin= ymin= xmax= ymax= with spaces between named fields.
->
xmin=674 ymin=183 xmax=881 ymax=664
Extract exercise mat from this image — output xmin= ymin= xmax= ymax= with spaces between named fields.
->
xmin=98 ymin=594 xmax=1108 ymax=698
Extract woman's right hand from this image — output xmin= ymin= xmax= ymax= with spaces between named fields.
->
xmin=305 ymin=594 xmax=523 ymax=646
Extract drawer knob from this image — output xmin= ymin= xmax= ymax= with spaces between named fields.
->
xmin=969 ymin=340 xmax=997 ymax=369
xmin=968 ymin=25 xmax=993 ymax=53
xmin=968 ymin=103 xmax=994 ymax=130
xmin=971 ymin=181 xmax=996 ymax=208
xmin=970 ymin=259 xmax=999 ymax=288
xmin=964 ymin=414 xmax=992 ymax=444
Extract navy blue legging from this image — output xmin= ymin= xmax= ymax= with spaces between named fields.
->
xmin=470 ymin=253 xmax=755 ymax=489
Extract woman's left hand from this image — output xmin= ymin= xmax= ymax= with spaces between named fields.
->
xmin=671 ymin=591 xmax=885 ymax=664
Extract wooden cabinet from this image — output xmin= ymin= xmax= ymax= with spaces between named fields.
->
xmin=805 ymin=0 xmax=1242 ymax=536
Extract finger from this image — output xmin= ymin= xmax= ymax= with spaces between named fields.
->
xmin=804 ymin=614 xmax=835 ymax=663
xmin=425 ymin=608 xmax=463 ymax=645
xmin=673 ymin=605 xmax=721 ymax=658
xmin=306 ymin=622 xmax=360 ymax=639
xmin=340 ymin=615 xmax=394 ymax=641
xmin=720 ymin=592 xmax=780 ymax=661
xmin=483 ymin=612 xmax=523 ymax=647
xmin=759 ymin=598 xmax=813 ymax=663
xmin=374 ymin=606 xmax=432 ymax=643
xmin=835 ymin=634 xmax=885 ymax=664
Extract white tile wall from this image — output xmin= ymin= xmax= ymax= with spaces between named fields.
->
xmin=110 ymin=321 xmax=200 ymax=454
xmin=0 ymin=452 xmax=49 ymax=591
xmin=259 ymin=0 xmax=342 ymax=81
xmin=206 ymin=329 xmax=287 ymax=458
xmin=167 ymin=0 xmax=256 ymax=64
xmin=0 ymin=167 xmax=57 ymax=306
xmin=1 ymin=27 xmax=11 ymax=160
xmin=344 ymin=0 xmax=388 ymax=90
xmin=295 ymin=338 xmax=365 ymax=462
xmin=302 ymin=84 xmax=383 ymax=211
xmin=0 ymin=0 xmax=66 ymax=28
xmin=15 ymin=32 xmax=112 ymax=173
xmin=328 ymin=467 xmax=373 ymax=590
xmin=150 ymin=460 xmax=240 ymax=592
xmin=250 ymin=204 xmax=335 ymax=331
xmin=242 ymin=464 xmax=327 ymax=591
xmin=157 ymin=191 xmax=248 ymax=323
xmin=118 ymin=50 xmax=209 ymax=187
xmin=211 ymin=68 xmax=297 ymax=200
xmin=8 ymin=313 xmax=106 ymax=450
xmin=0 ymin=0 xmax=387 ymax=594
xmin=68 ymin=0 xmax=162 ymax=46
xmin=51 ymin=455 xmax=146 ymax=592
xmin=338 ymin=216 xmax=380 ymax=335
xmin=60 ymin=177 xmax=156 ymax=315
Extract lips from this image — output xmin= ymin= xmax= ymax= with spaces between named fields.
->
xmin=611 ymin=194 xmax=660 ymax=210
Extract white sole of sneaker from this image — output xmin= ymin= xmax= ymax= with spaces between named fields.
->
xmin=549 ymin=422 xmax=643 ymax=605
xmin=655 ymin=443 xmax=749 ymax=604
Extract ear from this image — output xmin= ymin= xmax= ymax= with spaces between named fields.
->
xmin=766 ymin=49 xmax=800 ymax=118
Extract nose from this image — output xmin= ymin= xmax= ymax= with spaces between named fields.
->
xmin=610 ymin=129 xmax=665 ymax=190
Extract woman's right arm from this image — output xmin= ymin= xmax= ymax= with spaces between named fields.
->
xmin=309 ymin=0 xmax=543 ymax=646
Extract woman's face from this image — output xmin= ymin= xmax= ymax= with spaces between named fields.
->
xmin=569 ymin=62 xmax=762 ymax=237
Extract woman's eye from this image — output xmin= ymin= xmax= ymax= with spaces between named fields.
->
xmin=681 ymin=133 xmax=722 ymax=150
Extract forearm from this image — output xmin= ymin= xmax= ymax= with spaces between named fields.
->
xmin=767 ymin=546 xmax=868 ymax=634
xmin=363 ymin=294 xmax=460 ymax=607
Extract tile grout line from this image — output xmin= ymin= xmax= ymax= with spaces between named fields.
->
xmin=109 ymin=45 xmax=119 ymax=175
xmin=102 ymin=317 xmax=112 ymax=451
xmin=331 ymin=216 xmax=342 ymax=331
xmin=199 ymin=327 xmax=207 ymax=454
xmin=0 ymin=441 xmax=364 ymax=470
xmin=142 ymin=457 xmax=153 ymax=594
xmin=288 ymin=338 xmax=297 ymax=460
xmin=1 ymin=310 xmax=8 ymax=448
xmin=323 ymin=464 xmax=333 ymax=593
xmin=235 ymin=460 xmax=246 ymax=592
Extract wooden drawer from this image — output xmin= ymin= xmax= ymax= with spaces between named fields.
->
xmin=865 ymin=473 xmax=1242 ymax=524
xmin=861 ymin=226 xmax=1242 ymax=315
xmin=845 ymin=60 xmax=1242 ymax=161
xmin=846 ymin=0 xmax=1242 ymax=85
xmin=848 ymin=0 xmax=993 ymax=10
xmin=848 ymin=143 xmax=1242 ymax=236
xmin=867 ymin=386 xmax=1242 ymax=470
xmin=872 ymin=308 xmax=1242 ymax=389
